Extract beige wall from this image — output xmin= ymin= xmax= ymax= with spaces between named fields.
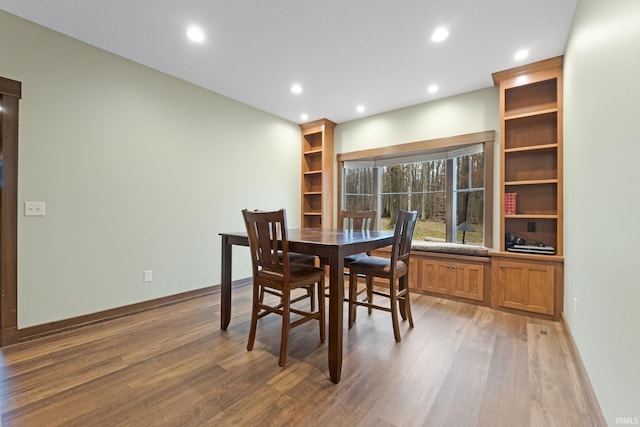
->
xmin=563 ymin=0 xmax=640 ymax=421
xmin=334 ymin=87 xmax=500 ymax=247
xmin=0 ymin=10 xmax=301 ymax=328
xmin=5 ymin=4 xmax=639 ymax=419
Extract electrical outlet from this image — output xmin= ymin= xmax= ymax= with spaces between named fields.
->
xmin=143 ymin=270 xmax=153 ymax=283
xmin=527 ymin=221 xmax=536 ymax=232
xmin=25 ymin=201 xmax=46 ymax=216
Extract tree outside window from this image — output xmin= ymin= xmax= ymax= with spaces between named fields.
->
xmin=343 ymin=151 xmax=485 ymax=245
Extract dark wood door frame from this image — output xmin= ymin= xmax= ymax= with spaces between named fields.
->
xmin=0 ymin=76 xmax=21 ymax=346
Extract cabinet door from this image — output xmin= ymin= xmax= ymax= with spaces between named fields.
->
xmin=496 ymin=260 xmax=555 ymax=315
xmin=408 ymin=257 xmax=419 ymax=289
xmin=372 ymin=254 xmax=419 ymax=290
xmin=420 ymin=259 xmax=451 ymax=295
xmin=451 ymin=262 xmax=484 ymax=301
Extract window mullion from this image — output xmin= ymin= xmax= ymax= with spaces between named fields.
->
xmin=446 ymin=158 xmax=454 ymax=242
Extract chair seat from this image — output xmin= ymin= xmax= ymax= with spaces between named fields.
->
xmin=281 ymin=251 xmax=316 ymax=265
xmin=258 ymin=263 xmax=324 ymax=285
xmin=349 ymin=256 xmax=407 ymax=278
xmin=343 ymin=252 xmax=368 ymax=267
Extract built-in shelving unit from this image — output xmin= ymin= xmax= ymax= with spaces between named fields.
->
xmin=493 ymin=57 xmax=564 ymax=255
xmin=491 ymin=56 xmax=564 ymax=320
xmin=300 ymin=118 xmax=335 ymax=229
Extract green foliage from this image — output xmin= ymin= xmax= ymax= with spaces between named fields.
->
xmin=381 ymin=218 xmax=484 ymax=245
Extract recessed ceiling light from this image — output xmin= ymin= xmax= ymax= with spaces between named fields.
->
xmin=300 ymin=113 xmax=309 ymax=121
xmin=291 ymin=84 xmax=303 ymax=94
xmin=514 ymin=49 xmax=529 ymax=61
xmin=431 ymin=27 xmax=449 ymax=43
xmin=428 ymin=84 xmax=439 ymax=94
xmin=356 ymin=105 xmax=365 ymax=114
xmin=187 ymin=25 xmax=205 ymax=43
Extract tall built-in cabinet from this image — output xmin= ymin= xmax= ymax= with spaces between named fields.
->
xmin=300 ymin=119 xmax=335 ymax=229
xmin=491 ymin=56 xmax=564 ymax=319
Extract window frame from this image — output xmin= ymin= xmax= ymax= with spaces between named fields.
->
xmin=337 ymin=131 xmax=495 ymax=248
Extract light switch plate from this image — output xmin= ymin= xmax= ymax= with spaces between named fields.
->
xmin=25 ymin=201 xmax=46 ymax=216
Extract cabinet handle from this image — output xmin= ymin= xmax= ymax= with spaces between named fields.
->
xmin=499 ymin=264 xmax=505 ymax=269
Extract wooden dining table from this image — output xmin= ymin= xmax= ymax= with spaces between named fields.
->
xmin=219 ymin=228 xmax=395 ymax=383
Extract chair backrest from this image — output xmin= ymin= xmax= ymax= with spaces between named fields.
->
xmin=242 ymin=209 xmax=289 ymax=275
xmin=339 ymin=210 xmax=376 ymax=231
xmin=390 ymin=210 xmax=419 ymax=268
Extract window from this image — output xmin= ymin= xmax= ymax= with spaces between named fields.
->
xmin=339 ymin=132 xmax=495 ymax=247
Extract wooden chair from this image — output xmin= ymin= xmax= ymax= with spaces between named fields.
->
xmin=339 ymin=210 xmax=377 ymax=267
xmin=337 ymin=210 xmax=377 ymax=300
xmin=251 ymin=209 xmax=318 ymax=309
xmin=242 ymin=209 xmax=325 ymax=367
xmin=347 ymin=210 xmax=418 ymax=342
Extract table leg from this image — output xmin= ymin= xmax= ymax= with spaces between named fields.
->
xmin=220 ymin=235 xmax=233 ymax=330
xmin=328 ymin=251 xmax=345 ymax=384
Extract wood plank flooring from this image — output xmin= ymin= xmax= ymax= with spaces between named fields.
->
xmin=0 ymin=285 xmax=599 ymax=426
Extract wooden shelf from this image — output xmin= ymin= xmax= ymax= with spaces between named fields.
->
xmin=505 ymin=179 xmax=558 ymax=186
xmin=504 ymin=107 xmax=558 ymax=121
xmin=505 ymin=214 xmax=558 ymax=219
xmin=505 ymin=143 xmax=558 ymax=154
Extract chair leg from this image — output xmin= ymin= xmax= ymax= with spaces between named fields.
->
xmin=348 ymin=271 xmax=357 ymax=328
xmin=366 ymin=277 xmax=373 ymax=316
xmin=308 ymin=286 xmax=316 ymax=312
xmin=404 ymin=288 xmax=414 ymax=328
xmin=279 ymin=291 xmax=290 ymax=367
xmin=317 ymin=277 xmax=325 ymax=343
xmin=390 ymin=279 xmax=401 ymax=342
xmin=398 ymin=276 xmax=408 ymax=320
xmin=247 ymin=283 xmax=260 ymax=351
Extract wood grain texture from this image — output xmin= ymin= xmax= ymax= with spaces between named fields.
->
xmin=0 ymin=86 xmax=20 ymax=347
xmin=0 ymin=285 xmax=600 ymax=426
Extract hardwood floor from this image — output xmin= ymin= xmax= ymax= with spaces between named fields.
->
xmin=0 ymin=285 xmax=598 ymax=426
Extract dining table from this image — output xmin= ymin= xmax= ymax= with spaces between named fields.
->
xmin=219 ymin=227 xmax=395 ymax=384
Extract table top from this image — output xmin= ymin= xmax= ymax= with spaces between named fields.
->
xmin=221 ymin=228 xmax=394 ymax=245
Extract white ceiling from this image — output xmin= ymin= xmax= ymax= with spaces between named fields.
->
xmin=0 ymin=0 xmax=577 ymax=124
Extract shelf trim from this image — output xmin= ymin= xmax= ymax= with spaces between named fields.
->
xmin=504 ymin=107 xmax=558 ymax=121
xmin=504 ymin=143 xmax=558 ymax=154
xmin=304 ymin=148 xmax=323 ymax=155
xmin=505 ymin=179 xmax=558 ymax=186
xmin=303 ymin=170 xmax=322 ymax=175
xmin=303 ymin=191 xmax=322 ymax=195
xmin=505 ymin=214 xmax=558 ymax=219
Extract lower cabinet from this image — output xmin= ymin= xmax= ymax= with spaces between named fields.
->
xmin=368 ymin=249 xmax=564 ymax=318
xmin=491 ymin=255 xmax=564 ymax=318
xmin=419 ymin=258 xmax=485 ymax=301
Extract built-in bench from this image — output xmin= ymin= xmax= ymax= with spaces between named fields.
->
xmin=410 ymin=241 xmax=490 ymax=257
xmin=371 ymin=241 xmax=491 ymax=302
